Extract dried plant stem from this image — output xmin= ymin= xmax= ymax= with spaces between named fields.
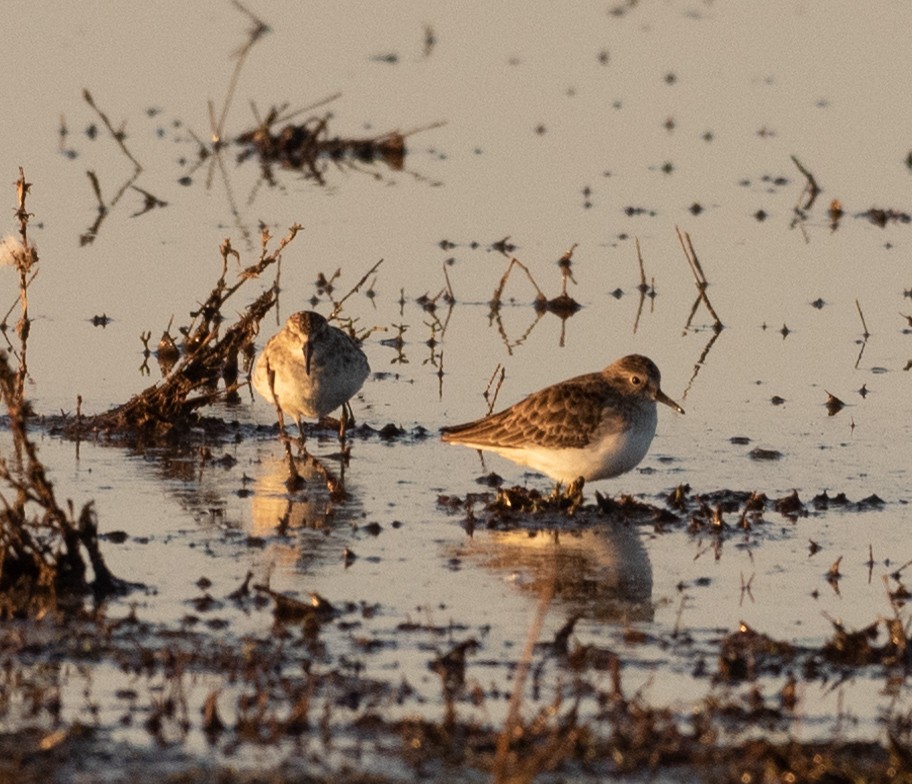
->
xmin=676 ymin=226 xmax=723 ymax=333
xmin=84 ymin=224 xmax=302 ymax=434
xmin=329 ymin=258 xmax=384 ymax=319
xmin=632 ymin=238 xmax=648 ymax=334
xmin=491 ymin=257 xmax=546 ymax=310
xmin=635 ymin=237 xmax=648 ymax=292
xmin=12 ymin=169 xmax=39 ymax=343
xmin=484 ymin=363 xmax=506 ymax=415
xmin=855 ymin=299 xmax=870 ymax=339
xmin=791 ymin=154 xmax=821 ymax=210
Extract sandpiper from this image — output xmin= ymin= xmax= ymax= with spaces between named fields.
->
xmin=253 ymin=311 xmax=369 ymax=438
xmin=441 ymin=354 xmax=683 ymax=485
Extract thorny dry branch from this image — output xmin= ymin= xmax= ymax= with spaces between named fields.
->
xmin=79 ymin=224 xmax=302 ymax=435
xmin=677 ymin=226 xmax=723 ymax=334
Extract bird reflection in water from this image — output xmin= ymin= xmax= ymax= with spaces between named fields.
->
xmin=458 ymin=524 xmax=653 ymax=623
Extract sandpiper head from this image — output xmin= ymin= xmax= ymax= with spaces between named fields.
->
xmin=286 ymin=311 xmax=328 ymax=339
xmin=285 ymin=311 xmax=330 ymax=375
xmin=609 ymin=355 xmax=685 ymax=414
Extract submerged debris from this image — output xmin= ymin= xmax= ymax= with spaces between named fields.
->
xmin=236 ymin=105 xmax=444 ymax=183
xmin=825 ymin=390 xmax=846 ymax=416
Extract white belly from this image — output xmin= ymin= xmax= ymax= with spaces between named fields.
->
xmin=489 ymin=415 xmax=658 ymax=483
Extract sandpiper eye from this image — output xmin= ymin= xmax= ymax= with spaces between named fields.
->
xmin=631 ymin=374 xmax=642 ymax=386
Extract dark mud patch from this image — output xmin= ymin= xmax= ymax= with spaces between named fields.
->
xmin=437 ymin=482 xmax=887 ymax=539
xmin=4 ymin=600 xmax=912 ymax=784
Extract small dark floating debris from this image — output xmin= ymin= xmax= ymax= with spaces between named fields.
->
xmin=770 ymin=396 xmax=786 ymax=406
xmin=716 ymin=623 xmax=795 ymax=683
xmin=808 ymin=539 xmax=822 ymax=556
xmin=430 ymin=639 xmax=478 ymax=691
xmin=378 ymin=423 xmax=405 ymax=440
xmin=811 ymin=298 xmax=826 ymax=309
xmin=773 ymin=490 xmax=807 ymax=520
xmin=748 ymin=447 xmax=783 ymax=461
xmin=101 ymin=530 xmax=129 ymax=544
xmin=91 ymin=313 xmax=111 ymax=327
xmin=729 ymin=436 xmax=751 ymax=445
xmin=491 ymin=236 xmax=516 ymax=254
xmin=536 ymin=292 xmax=581 ymax=318
xmin=624 ymin=206 xmax=657 ymax=217
xmin=753 ymin=209 xmax=768 ymax=222
xmin=812 ymin=491 xmax=850 ymax=510
xmin=824 ymin=391 xmax=845 ymax=416
xmin=860 ymin=207 xmax=911 ymax=227
xmin=235 ymin=110 xmax=423 ymax=178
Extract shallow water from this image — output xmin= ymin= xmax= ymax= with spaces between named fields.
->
xmin=1 ymin=1 xmax=911 ymax=780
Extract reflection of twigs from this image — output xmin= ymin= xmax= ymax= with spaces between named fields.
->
xmin=441 ymin=261 xmax=456 ymax=303
xmin=490 ymin=308 xmax=544 ymax=356
xmin=676 ymin=226 xmax=723 ymax=334
xmin=632 ymin=238 xmax=648 ymax=334
xmin=484 ymin=363 xmax=506 ymax=415
xmin=791 ymin=154 xmax=821 ymax=211
xmin=854 ymin=299 xmax=870 ymax=370
xmin=130 ymin=185 xmax=168 ymax=217
xmin=82 ymin=89 xmax=142 ymax=172
xmin=490 ymin=253 xmax=580 ymax=350
xmin=855 ymin=299 xmax=870 ymax=339
xmin=80 ymin=92 xmax=150 ymax=245
xmin=635 ymin=237 xmax=648 ymax=293
xmin=681 ymin=327 xmax=722 ymax=401
xmin=212 ymin=1 xmax=271 ymax=144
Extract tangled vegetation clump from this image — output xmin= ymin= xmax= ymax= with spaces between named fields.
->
xmin=0 ymin=352 xmax=121 ymax=617
xmin=79 ymin=225 xmax=301 ymax=438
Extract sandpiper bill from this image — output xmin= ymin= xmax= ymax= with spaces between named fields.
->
xmin=253 ymin=311 xmax=369 ymax=439
xmin=441 ymin=354 xmax=683 ymax=486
